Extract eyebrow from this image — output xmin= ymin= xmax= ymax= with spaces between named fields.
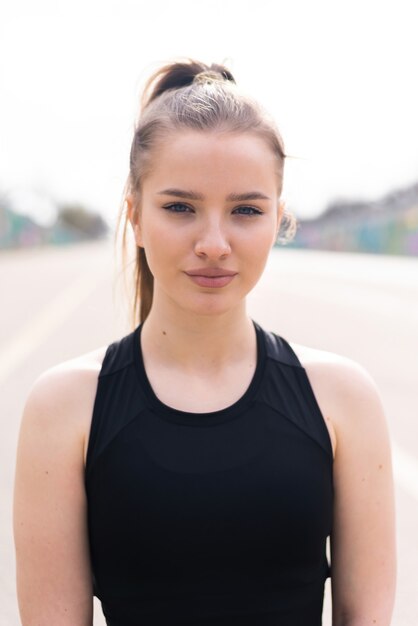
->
xmin=157 ymin=188 xmax=271 ymax=202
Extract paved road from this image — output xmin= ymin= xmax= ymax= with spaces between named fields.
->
xmin=1 ymin=240 xmax=417 ymax=625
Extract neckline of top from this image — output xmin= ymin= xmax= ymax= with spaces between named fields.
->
xmin=132 ymin=319 xmax=267 ymax=426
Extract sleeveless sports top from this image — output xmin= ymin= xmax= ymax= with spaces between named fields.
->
xmin=85 ymin=320 xmax=333 ymax=626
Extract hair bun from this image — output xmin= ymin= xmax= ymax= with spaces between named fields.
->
xmin=194 ymin=65 xmax=236 ymax=85
xmin=141 ymin=58 xmax=236 ymax=110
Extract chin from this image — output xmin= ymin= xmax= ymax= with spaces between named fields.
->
xmin=177 ymin=293 xmax=246 ymax=318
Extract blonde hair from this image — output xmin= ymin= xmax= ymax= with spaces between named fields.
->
xmin=117 ymin=57 xmax=297 ymax=326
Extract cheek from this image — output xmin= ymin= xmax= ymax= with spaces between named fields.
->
xmin=237 ymin=222 xmax=276 ymax=259
xmin=141 ymin=214 xmax=276 ymax=273
xmin=141 ymin=219 xmax=186 ymax=272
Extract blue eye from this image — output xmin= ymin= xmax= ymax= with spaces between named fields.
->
xmin=163 ymin=203 xmax=262 ymax=216
xmin=163 ymin=203 xmax=193 ymax=213
xmin=233 ymin=206 xmax=263 ymax=216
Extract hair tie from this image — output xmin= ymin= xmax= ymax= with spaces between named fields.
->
xmin=193 ymin=69 xmax=230 ymax=85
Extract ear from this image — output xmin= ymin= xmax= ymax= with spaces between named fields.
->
xmin=126 ymin=193 xmax=143 ymax=248
xmin=276 ymin=199 xmax=285 ymax=236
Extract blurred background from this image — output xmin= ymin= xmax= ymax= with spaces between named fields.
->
xmin=1 ymin=0 xmax=417 ymax=624
xmin=1 ymin=0 xmax=418 ymax=252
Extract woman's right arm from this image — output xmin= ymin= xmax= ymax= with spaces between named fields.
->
xmin=13 ymin=363 xmax=98 ymax=625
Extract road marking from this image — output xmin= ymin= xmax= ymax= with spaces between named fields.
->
xmin=392 ymin=441 xmax=418 ymax=503
xmin=0 ymin=271 xmax=102 ymax=385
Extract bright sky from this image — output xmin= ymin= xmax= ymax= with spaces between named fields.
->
xmin=1 ymin=0 xmax=417 ymax=227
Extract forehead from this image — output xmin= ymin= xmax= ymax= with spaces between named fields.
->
xmin=143 ymin=130 xmax=279 ymax=194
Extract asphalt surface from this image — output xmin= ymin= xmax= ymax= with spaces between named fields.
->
xmin=1 ymin=239 xmax=417 ymax=625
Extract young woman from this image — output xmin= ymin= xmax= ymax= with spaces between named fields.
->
xmin=13 ymin=58 xmax=396 ymax=625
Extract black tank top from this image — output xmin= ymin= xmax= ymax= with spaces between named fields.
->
xmin=85 ymin=320 xmax=333 ymax=626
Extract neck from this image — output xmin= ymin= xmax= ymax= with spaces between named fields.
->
xmin=140 ymin=298 xmax=255 ymax=372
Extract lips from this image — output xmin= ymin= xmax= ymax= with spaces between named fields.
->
xmin=185 ymin=268 xmax=237 ymax=277
xmin=184 ymin=268 xmax=237 ymax=288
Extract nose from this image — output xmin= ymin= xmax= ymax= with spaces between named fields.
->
xmin=194 ymin=219 xmax=232 ymax=260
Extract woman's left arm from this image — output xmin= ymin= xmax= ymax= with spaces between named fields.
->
xmin=329 ymin=359 xmax=397 ymax=626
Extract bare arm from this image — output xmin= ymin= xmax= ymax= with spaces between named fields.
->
xmin=329 ymin=360 xmax=396 ymax=625
xmin=13 ymin=364 xmax=98 ymax=625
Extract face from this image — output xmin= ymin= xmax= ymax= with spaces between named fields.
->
xmin=128 ymin=130 xmax=283 ymax=318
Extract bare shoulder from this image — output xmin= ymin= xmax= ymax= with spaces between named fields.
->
xmin=288 ymin=345 xmax=396 ymax=622
xmin=288 ymin=341 xmax=386 ymax=459
xmin=27 ymin=345 xmax=107 ymax=412
xmin=34 ymin=345 xmax=107 ymax=385
xmin=22 ymin=345 xmax=108 ymax=465
xmin=14 ymin=346 xmax=108 ymax=624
